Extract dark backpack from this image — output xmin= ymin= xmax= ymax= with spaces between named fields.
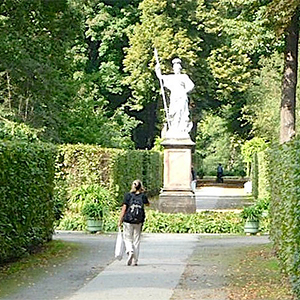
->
xmin=123 ymin=194 xmax=145 ymax=224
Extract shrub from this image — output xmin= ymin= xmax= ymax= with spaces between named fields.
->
xmin=55 ymin=144 xmax=163 ymax=228
xmin=241 ymin=205 xmax=262 ymax=222
xmin=0 ymin=141 xmax=57 ymax=263
xmin=55 ymin=144 xmax=162 ymax=205
xmin=257 ymin=151 xmax=270 ymax=200
xmin=143 ymin=210 xmax=245 ymax=234
xmin=251 ymin=152 xmax=259 ymax=199
xmin=266 ymin=138 xmax=300 ymax=298
xmin=59 ymin=209 xmax=247 ymax=234
xmin=71 ymin=184 xmax=115 ymax=220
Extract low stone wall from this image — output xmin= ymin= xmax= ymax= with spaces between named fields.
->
xmin=197 ymin=178 xmax=249 ymax=188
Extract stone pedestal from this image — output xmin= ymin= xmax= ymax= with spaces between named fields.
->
xmin=159 ymin=138 xmax=196 ymax=214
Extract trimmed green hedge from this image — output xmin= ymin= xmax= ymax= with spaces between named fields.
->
xmin=110 ymin=149 xmax=163 ymax=200
xmin=0 ymin=141 xmax=57 ymax=263
xmin=257 ymin=151 xmax=270 ymax=200
xmin=267 ymin=139 xmax=300 ymax=298
xmin=55 ymin=145 xmax=163 ymax=225
xmin=251 ymin=151 xmax=270 ymax=200
xmin=251 ymin=152 xmax=259 ymax=199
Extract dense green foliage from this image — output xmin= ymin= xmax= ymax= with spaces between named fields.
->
xmin=60 ymin=208 xmax=270 ymax=234
xmin=196 ymin=112 xmax=245 ymax=176
xmin=55 ymin=144 xmax=163 ymax=229
xmin=0 ymin=0 xmax=296 ymax=150
xmin=257 ymin=151 xmax=270 ymax=200
xmin=110 ymin=149 xmax=163 ymax=200
xmin=143 ymin=210 xmax=244 ymax=234
xmin=56 ymin=144 xmax=162 ymax=202
xmin=0 ymin=141 xmax=57 ymax=263
xmin=58 ymin=203 xmax=271 ymax=234
xmin=0 ymin=0 xmax=140 ymax=148
xmin=266 ymin=138 xmax=300 ymax=298
xmin=242 ymin=54 xmax=283 ymax=142
xmin=0 ymin=0 xmax=79 ymax=142
xmin=60 ymin=208 xmax=245 ymax=233
xmin=251 ymin=152 xmax=259 ymax=200
xmin=73 ymin=184 xmax=116 ymax=219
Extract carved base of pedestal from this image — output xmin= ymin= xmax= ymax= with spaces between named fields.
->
xmin=159 ymin=190 xmax=196 ymax=214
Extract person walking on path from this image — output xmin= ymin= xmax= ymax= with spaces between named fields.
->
xmin=118 ymin=179 xmax=149 ymax=266
xmin=217 ymin=163 xmax=224 ymax=183
xmin=191 ymin=165 xmax=197 ymax=193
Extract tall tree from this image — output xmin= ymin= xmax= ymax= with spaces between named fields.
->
xmin=199 ymin=0 xmax=281 ymax=138
xmin=0 ymin=0 xmax=81 ymax=142
xmin=266 ymin=0 xmax=300 ymax=143
xmin=242 ymin=53 xmax=283 ymax=142
xmin=279 ymin=11 xmax=299 ymax=143
xmin=62 ymin=0 xmax=141 ymax=148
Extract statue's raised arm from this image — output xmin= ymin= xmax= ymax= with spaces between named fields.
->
xmin=155 ymin=58 xmax=194 ymax=139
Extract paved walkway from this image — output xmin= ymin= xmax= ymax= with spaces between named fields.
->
xmin=64 ymin=234 xmax=198 ymax=300
xmin=195 ymin=187 xmax=253 ymax=211
xmin=1 ymin=232 xmax=270 ymax=300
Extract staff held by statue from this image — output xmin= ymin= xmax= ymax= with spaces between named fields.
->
xmin=154 ymin=48 xmax=170 ymax=128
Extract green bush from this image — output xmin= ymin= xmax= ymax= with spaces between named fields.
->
xmin=257 ymin=151 xmax=271 ymax=200
xmin=59 ymin=209 xmax=246 ymax=234
xmin=0 ymin=141 xmax=57 ymax=263
xmin=55 ymin=144 xmax=163 ymax=228
xmin=110 ymin=149 xmax=163 ymax=201
xmin=251 ymin=152 xmax=259 ymax=199
xmin=56 ymin=144 xmax=162 ymax=204
xmin=143 ymin=210 xmax=245 ymax=234
xmin=266 ymin=138 xmax=300 ymax=298
xmin=250 ymin=150 xmax=270 ymax=201
xmin=72 ymin=184 xmax=115 ymax=220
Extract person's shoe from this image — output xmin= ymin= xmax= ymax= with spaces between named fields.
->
xmin=132 ymin=259 xmax=138 ymax=266
xmin=127 ymin=251 xmax=134 ymax=266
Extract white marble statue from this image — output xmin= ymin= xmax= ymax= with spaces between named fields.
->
xmin=155 ymin=58 xmax=194 ymax=139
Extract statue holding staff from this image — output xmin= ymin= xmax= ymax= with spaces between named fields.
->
xmin=155 ymin=57 xmax=194 ymax=139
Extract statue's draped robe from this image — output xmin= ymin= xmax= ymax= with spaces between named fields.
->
xmin=162 ymin=73 xmax=194 ymax=137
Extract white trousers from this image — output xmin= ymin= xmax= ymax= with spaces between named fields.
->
xmin=123 ymin=222 xmax=142 ymax=263
xmin=191 ymin=180 xmax=197 ymax=192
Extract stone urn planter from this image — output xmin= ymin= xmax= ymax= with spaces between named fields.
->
xmin=241 ymin=205 xmax=262 ymax=235
xmin=82 ymin=201 xmax=104 ymax=233
xmin=244 ymin=220 xmax=259 ymax=234
xmin=86 ymin=219 xmax=103 ymax=233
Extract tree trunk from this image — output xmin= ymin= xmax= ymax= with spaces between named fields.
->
xmin=280 ymin=12 xmax=299 ymax=144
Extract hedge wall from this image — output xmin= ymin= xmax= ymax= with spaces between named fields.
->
xmin=0 ymin=141 xmax=57 ymax=263
xmin=257 ymin=151 xmax=270 ymax=200
xmin=267 ymin=139 xmax=300 ymax=298
xmin=56 ymin=144 xmax=163 ymax=205
xmin=251 ymin=152 xmax=259 ymax=199
xmin=251 ymin=151 xmax=271 ymax=200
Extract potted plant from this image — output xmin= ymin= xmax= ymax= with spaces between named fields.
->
xmin=82 ymin=200 xmax=104 ymax=232
xmin=241 ymin=205 xmax=262 ymax=235
xmin=73 ymin=184 xmax=115 ymax=233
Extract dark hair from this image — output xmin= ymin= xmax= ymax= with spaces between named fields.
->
xmin=130 ymin=179 xmax=144 ymax=193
